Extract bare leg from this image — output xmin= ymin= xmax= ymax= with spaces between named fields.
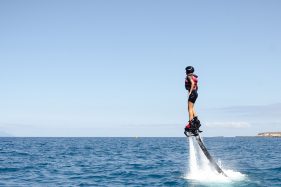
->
xmin=188 ymin=101 xmax=194 ymax=121
xmin=192 ymin=105 xmax=197 ymax=118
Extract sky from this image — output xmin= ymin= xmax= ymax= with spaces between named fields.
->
xmin=0 ymin=0 xmax=280 ymax=137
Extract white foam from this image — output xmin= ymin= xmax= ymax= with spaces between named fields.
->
xmin=185 ymin=136 xmax=246 ymax=184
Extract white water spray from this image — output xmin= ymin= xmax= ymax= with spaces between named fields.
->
xmin=185 ymin=136 xmax=246 ymax=184
xmin=188 ymin=136 xmax=199 ymax=174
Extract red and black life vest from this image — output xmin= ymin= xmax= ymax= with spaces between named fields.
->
xmin=185 ymin=74 xmax=198 ymax=91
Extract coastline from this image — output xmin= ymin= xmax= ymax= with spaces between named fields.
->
xmin=257 ymin=132 xmax=281 ymax=137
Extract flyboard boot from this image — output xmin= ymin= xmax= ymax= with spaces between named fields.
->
xmin=184 ymin=121 xmax=192 ymax=136
xmin=184 ymin=117 xmax=202 ymax=136
xmin=193 ymin=116 xmax=203 ymax=133
xmin=184 ymin=120 xmax=198 ymax=136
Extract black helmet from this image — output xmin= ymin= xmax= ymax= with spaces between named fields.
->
xmin=185 ymin=66 xmax=194 ymax=74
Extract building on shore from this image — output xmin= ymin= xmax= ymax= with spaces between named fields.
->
xmin=257 ymin=132 xmax=281 ymax=137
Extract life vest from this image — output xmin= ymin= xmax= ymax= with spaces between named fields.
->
xmin=185 ymin=74 xmax=198 ymax=91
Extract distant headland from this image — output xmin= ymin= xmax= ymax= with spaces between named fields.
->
xmin=257 ymin=132 xmax=281 ymax=137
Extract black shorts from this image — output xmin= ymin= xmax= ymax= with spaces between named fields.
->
xmin=188 ymin=90 xmax=198 ymax=103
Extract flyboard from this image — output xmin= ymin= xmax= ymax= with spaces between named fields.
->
xmin=184 ymin=130 xmax=228 ymax=177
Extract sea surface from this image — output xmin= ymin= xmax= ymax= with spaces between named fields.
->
xmin=0 ymin=137 xmax=280 ymax=186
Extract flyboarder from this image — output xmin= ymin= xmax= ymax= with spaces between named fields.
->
xmin=184 ymin=66 xmax=202 ymax=136
xmin=183 ymin=67 xmax=228 ymax=177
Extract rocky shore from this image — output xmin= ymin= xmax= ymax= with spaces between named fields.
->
xmin=257 ymin=132 xmax=281 ymax=137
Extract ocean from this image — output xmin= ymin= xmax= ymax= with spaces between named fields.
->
xmin=0 ymin=137 xmax=280 ymax=186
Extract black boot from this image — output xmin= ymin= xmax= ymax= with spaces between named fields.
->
xmin=193 ymin=116 xmax=203 ymax=133
xmin=189 ymin=119 xmax=199 ymax=136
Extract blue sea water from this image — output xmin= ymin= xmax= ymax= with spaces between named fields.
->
xmin=0 ymin=137 xmax=280 ymax=186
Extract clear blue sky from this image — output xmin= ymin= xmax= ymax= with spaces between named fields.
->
xmin=0 ymin=0 xmax=280 ymax=137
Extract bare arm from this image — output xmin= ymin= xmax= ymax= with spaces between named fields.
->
xmin=187 ymin=75 xmax=195 ymax=95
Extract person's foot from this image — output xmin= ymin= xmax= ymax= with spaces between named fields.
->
xmin=184 ymin=121 xmax=191 ymax=131
xmin=190 ymin=119 xmax=198 ymax=130
xmin=193 ymin=116 xmax=203 ymax=133
xmin=184 ymin=122 xmax=191 ymax=136
xmin=184 ymin=119 xmax=202 ymax=136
